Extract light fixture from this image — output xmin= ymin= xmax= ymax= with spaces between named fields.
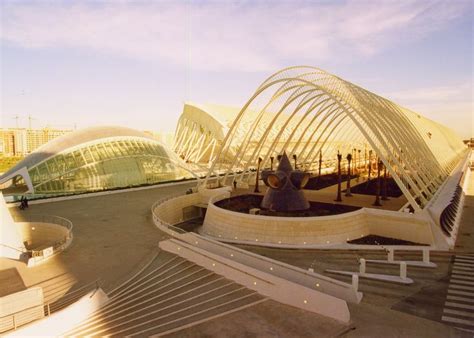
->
xmin=316 ymin=283 xmax=320 ymax=287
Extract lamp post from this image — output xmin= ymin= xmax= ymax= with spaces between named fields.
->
xmin=270 ymin=156 xmax=274 ymax=171
xmin=346 ymin=153 xmax=353 ymax=197
xmin=364 ymin=145 xmax=367 ymax=173
xmin=292 ymin=154 xmax=297 ymax=169
xmin=335 ymin=151 xmax=343 ymax=202
xmin=318 ymin=151 xmax=322 ymax=180
xmin=373 ymin=160 xmax=383 ymax=206
xmin=352 ymin=148 xmax=356 ymax=176
xmin=357 ymin=149 xmax=361 ymax=181
xmin=254 ymin=157 xmax=262 ymax=193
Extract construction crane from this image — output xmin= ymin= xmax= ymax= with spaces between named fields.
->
xmin=11 ymin=115 xmax=20 ymax=128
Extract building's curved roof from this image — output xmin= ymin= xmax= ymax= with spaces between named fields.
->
xmin=205 ymin=66 xmax=468 ymax=210
xmin=1 ymin=126 xmax=155 ymax=179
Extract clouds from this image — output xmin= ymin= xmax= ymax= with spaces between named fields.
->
xmin=1 ymin=0 xmax=471 ymax=72
xmin=385 ymin=82 xmax=473 ymax=137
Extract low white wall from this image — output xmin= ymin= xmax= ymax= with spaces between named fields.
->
xmin=6 ymin=288 xmax=109 ymax=337
xmin=179 ymin=232 xmax=361 ymax=304
xmin=159 ymin=238 xmax=351 ymax=323
xmin=16 ymin=222 xmax=69 ymax=250
xmin=152 ymin=193 xmax=201 ymax=229
xmin=202 ymin=202 xmax=434 ymax=246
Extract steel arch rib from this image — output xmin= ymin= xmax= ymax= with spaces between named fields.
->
xmin=203 ymin=66 xmax=467 ymax=210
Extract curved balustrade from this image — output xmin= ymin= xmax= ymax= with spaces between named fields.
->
xmin=12 ymin=214 xmax=73 ymax=259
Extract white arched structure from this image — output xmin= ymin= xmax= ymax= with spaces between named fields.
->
xmin=204 ymin=66 xmax=467 ymax=211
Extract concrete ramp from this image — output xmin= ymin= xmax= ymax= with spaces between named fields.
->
xmin=160 ymin=233 xmax=361 ymax=323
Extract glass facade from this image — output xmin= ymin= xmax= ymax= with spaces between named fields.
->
xmin=27 ymin=137 xmax=194 ymax=194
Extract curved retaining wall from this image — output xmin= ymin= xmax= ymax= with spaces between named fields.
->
xmin=16 ymin=222 xmax=69 ymax=250
xmin=11 ymin=214 xmax=73 ymax=267
xmin=202 ymin=200 xmax=434 ymax=246
xmin=151 ymin=190 xmax=361 ymax=323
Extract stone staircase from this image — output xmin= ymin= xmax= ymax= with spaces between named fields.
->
xmin=63 ymin=251 xmax=265 ymax=337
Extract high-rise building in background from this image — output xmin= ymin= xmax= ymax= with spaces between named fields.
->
xmin=0 ymin=128 xmax=73 ymax=156
xmin=0 ymin=128 xmax=173 ymax=156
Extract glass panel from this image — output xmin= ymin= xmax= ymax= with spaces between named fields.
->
xmin=82 ymin=147 xmax=94 ymax=163
xmin=73 ymin=150 xmax=86 ymax=167
xmin=55 ymin=155 xmax=67 ymax=175
xmin=64 ymin=153 xmax=77 ymax=171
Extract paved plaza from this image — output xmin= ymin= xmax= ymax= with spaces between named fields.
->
xmin=0 ymin=172 xmax=473 ymax=336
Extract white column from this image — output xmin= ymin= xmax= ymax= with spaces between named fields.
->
xmin=359 ymin=258 xmax=366 ymax=274
xmin=400 ymin=262 xmax=407 ymax=280
xmin=352 ymin=274 xmax=359 ymax=291
xmin=387 ymin=248 xmax=394 ymax=262
xmin=422 ymin=248 xmax=430 ymax=264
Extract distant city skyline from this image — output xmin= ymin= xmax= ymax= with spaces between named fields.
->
xmin=1 ymin=0 xmax=472 ymax=138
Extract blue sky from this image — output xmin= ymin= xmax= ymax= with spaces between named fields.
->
xmin=1 ymin=0 xmax=472 ymax=138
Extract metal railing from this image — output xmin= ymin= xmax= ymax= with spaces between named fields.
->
xmin=11 ymin=214 xmax=73 ymax=258
xmin=151 ymin=193 xmax=197 ymax=236
xmin=0 ymin=279 xmax=100 ymax=333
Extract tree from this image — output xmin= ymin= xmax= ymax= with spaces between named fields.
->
xmin=345 ymin=153 xmax=353 ymax=197
xmin=254 ymin=157 xmax=263 ymax=193
xmin=382 ymin=165 xmax=389 ymax=201
xmin=373 ymin=160 xmax=383 ymax=206
xmin=367 ymin=150 xmax=373 ymax=182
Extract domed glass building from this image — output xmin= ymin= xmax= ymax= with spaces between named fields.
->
xmin=0 ymin=126 xmax=196 ymax=195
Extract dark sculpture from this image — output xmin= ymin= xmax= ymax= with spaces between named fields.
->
xmin=260 ymin=152 xmax=310 ymax=211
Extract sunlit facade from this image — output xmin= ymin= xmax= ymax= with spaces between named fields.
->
xmin=0 ymin=126 xmax=195 ymax=194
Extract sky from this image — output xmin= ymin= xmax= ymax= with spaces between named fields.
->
xmin=0 ymin=0 xmax=472 ymax=138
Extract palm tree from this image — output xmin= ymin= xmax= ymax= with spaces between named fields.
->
xmin=373 ymin=160 xmax=383 ymax=206
xmin=368 ymin=150 xmax=373 ymax=182
xmin=382 ymin=166 xmax=389 ymax=201
xmin=345 ymin=153 xmax=353 ymax=197
xmin=270 ymin=156 xmax=274 ymax=171
xmin=292 ymin=154 xmax=297 ymax=169
xmin=254 ymin=157 xmax=263 ymax=193
xmin=335 ymin=151 xmax=343 ymax=202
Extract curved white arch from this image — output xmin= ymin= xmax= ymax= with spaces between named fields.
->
xmin=203 ymin=66 xmax=468 ymax=210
